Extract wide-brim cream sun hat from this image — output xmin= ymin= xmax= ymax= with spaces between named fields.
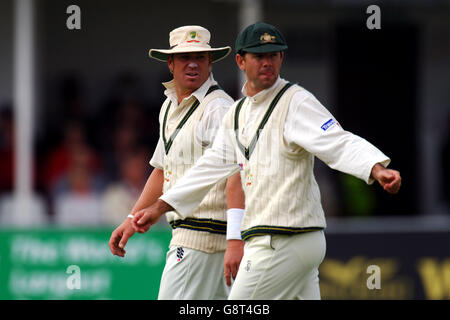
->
xmin=149 ymin=25 xmax=231 ymax=63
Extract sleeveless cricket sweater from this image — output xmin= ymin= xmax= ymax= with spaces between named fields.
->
xmin=161 ymin=86 xmax=230 ymax=253
xmin=227 ymin=80 xmax=326 ymax=241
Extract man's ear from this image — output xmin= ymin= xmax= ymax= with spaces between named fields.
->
xmin=235 ymin=54 xmax=245 ymax=71
xmin=208 ymin=53 xmax=213 ymax=72
xmin=167 ymin=55 xmax=174 ymax=74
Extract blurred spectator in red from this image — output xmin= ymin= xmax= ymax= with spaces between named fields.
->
xmin=101 ymin=147 xmax=151 ymax=225
xmin=0 ymin=106 xmax=13 ymax=192
xmin=52 ymin=142 xmax=105 ymax=226
xmin=103 ymin=122 xmax=139 ymax=183
xmin=42 ymin=120 xmax=102 ymax=194
xmin=45 ymin=120 xmax=106 ymax=225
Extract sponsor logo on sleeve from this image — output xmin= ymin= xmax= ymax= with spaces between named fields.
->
xmin=321 ymin=118 xmax=337 ymax=131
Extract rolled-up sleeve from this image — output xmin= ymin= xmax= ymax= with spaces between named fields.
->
xmin=149 ymin=138 xmax=165 ymax=170
xmin=284 ymin=91 xmax=390 ymax=184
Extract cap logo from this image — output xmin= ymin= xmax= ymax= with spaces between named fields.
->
xmin=260 ymin=32 xmax=276 ymax=44
xmin=186 ymin=31 xmax=200 ymax=43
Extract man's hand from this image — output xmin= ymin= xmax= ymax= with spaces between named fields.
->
xmin=371 ymin=163 xmax=402 ymax=194
xmin=131 ymin=199 xmax=173 ymax=233
xmin=224 ymin=240 xmax=244 ymax=286
xmin=109 ymin=218 xmax=136 ymax=257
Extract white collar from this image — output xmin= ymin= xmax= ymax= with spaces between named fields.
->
xmin=163 ymin=73 xmax=217 ymax=107
xmin=241 ymin=76 xmax=282 ymax=104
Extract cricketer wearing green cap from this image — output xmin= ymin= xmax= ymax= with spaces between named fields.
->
xmin=132 ymin=22 xmax=402 ymax=300
xmin=235 ymin=22 xmax=288 ymax=54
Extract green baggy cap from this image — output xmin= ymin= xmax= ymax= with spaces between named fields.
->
xmin=235 ymin=22 xmax=288 ymax=54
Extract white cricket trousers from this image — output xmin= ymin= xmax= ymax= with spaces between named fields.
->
xmin=228 ymin=230 xmax=326 ymax=300
xmin=158 ymin=246 xmax=230 ymax=300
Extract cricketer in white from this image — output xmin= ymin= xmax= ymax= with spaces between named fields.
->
xmin=133 ymin=76 xmax=399 ymax=299
xmin=132 ymin=22 xmax=401 ymax=300
xmin=158 ymin=76 xmax=391 ymax=223
xmin=110 ymin=25 xmax=246 ymax=300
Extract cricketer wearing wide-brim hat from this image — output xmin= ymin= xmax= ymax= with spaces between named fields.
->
xmin=132 ymin=22 xmax=401 ymax=300
xmin=149 ymin=25 xmax=231 ymax=63
xmin=109 ymin=25 xmax=246 ymax=300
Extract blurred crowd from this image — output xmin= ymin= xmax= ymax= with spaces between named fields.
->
xmin=0 ymin=72 xmax=383 ymax=227
xmin=1 ymin=72 xmax=450 ymax=227
xmin=0 ymin=73 xmax=163 ymax=227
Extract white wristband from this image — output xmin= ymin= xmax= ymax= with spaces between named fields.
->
xmin=127 ymin=214 xmax=135 ymax=219
xmin=226 ymin=208 xmax=244 ymax=240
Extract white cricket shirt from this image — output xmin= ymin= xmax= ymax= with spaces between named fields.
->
xmin=161 ymin=77 xmax=390 ymax=229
